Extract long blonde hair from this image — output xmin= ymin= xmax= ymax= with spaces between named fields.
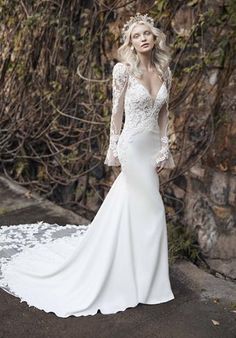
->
xmin=117 ymin=21 xmax=171 ymax=81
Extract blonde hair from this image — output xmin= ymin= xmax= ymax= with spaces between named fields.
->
xmin=117 ymin=21 xmax=171 ymax=81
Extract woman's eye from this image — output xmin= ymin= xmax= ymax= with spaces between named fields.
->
xmin=133 ymin=31 xmax=150 ymax=39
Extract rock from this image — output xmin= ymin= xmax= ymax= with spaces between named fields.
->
xmin=228 ymin=175 xmax=236 ymax=206
xmin=191 ymin=177 xmax=206 ymax=193
xmin=206 ymin=232 xmax=236 ymax=259
xmin=205 ymin=258 xmax=236 ymax=280
xmin=190 ymin=165 xmax=205 ymax=178
xmin=212 ymin=205 xmax=232 ymax=219
xmin=188 ymin=196 xmax=218 ymax=254
xmin=172 ymin=185 xmax=185 ymax=199
xmin=173 ymin=175 xmax=187 ymax=190
xmin=210 ymin=171 xmax=228 ymax=205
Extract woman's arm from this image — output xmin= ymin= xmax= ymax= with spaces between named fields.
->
xmin=156 ymin=66 xmax=175 ymax=170
xmin=104 ymin=63 xmax=129 ymax=166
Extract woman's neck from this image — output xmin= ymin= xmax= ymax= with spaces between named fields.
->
xmin=137 ymin=51 xmax=153 ymax=71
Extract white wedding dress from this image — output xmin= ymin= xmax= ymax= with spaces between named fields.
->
xmin=0 ymin=62 xmax=175 ymax=317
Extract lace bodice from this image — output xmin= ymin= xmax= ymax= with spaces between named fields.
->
xmin=104 ymin=62 xmax=175 ymax=168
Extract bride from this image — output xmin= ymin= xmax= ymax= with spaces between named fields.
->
xmin=0 ymin=13 xmax=175 ymax=317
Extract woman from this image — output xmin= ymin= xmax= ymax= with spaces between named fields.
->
xmin=0 ymin=13 xmax=175 ymax=317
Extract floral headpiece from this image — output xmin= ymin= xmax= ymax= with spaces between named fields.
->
xmin=121 ymin=13 xmax=155 ymax=42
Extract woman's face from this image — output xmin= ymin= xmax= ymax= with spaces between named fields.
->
xmin=130 ymin=23 xmax=156 ymax=54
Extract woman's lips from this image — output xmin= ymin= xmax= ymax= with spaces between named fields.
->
xmin=141 ymin=43 xmax=149 ymax=47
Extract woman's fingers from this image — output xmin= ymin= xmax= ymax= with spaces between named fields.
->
xmin=156 ymin=162 xmax=165 ymax=173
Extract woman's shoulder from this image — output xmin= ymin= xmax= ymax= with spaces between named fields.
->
xmin=112 ymin=62 xmax=130 ymax=76
xmin=113 ymin=62 xmax=130 ymax=73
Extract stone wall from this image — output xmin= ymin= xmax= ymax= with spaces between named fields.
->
xmin=169 ymin=68 xmax=236 ymax=278
xmin=174 ymin=167 xmax=236 ymax=259
xmin=167 ymin=2 xmax=236 ymax=278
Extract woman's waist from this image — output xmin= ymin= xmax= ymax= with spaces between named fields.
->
xmin=122 ymin=121 xmax=160 ymax=135
xmin=119 ymin=124 xmax=161 ymax=145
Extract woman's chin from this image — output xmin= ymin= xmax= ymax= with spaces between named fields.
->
xmin=139 ymin=48 xmax=152 ymax=54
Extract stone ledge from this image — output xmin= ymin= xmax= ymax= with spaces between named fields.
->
xmin=171 ymin=259 xmax=236 ymax=305
xmin=0 ymin=175 xmax=89 ymax=226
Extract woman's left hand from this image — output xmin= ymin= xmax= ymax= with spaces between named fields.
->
xmin=156 ymin=161 xmax=166 ymax=173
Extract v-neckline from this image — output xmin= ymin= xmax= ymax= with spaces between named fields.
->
xmin=131 ymin=74 xmax=165 ymax=106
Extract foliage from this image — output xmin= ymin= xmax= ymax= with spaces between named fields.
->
xmin=167 ymin=221 xmax=202 ymax=265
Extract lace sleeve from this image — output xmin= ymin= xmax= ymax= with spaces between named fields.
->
xmin=104 ymin=63 xmax=129 ymax=166
xmin=156 ymin=66 xmax=175 ymax=169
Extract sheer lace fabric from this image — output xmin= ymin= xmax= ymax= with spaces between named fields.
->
xmin=104 ymin=63 xmax=129 ymax=166
xmin=104 ymin=62 xmax=175 ymax=169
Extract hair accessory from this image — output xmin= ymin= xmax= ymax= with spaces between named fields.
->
xmin=121 ymin=13 xmax=155 ymax=41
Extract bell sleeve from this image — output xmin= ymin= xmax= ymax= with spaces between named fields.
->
xmin=156 ymin=66 xmax=175 ymax=169
xmin=104 ymin=63 xmax=129 ymax=166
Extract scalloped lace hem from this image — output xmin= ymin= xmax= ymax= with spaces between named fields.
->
xmin=0 ymin=221 xmax=89 ymax=290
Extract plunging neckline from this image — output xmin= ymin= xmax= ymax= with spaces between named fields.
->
xmin=130 ymin=73 xmax=165 ymax=106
